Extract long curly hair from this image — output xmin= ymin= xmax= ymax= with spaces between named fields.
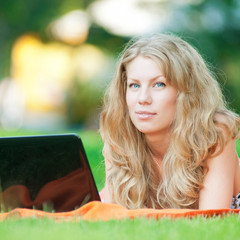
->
xmin=99 ymin=33 xmax=239 ymax=209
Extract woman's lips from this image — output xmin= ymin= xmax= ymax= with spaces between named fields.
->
xmin=136 ymin=111 xmax=156 ymax=120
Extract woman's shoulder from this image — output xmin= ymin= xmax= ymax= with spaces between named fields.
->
xmin=214 ymin=111 xmax=239 ymax=140
xmin=199 ymin=114 xmax=238 ymax=209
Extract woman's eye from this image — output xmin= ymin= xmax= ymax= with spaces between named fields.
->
xmin=154 ymin=82 xmax=166 ymax=88
xmin=129 ymin=83 xmax=140 ymax=89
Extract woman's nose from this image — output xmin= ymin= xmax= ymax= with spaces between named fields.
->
xmin=138 ymin=88 xmax=152 ymax=105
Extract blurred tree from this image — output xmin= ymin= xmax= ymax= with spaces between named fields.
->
xmin=66 ymin=79 xmax=102 ymax=127
xmin=0 ymin=0 xmax=239 ymax=123
xmin=0 ymin=0 xmax=96 ymax=79
xmin=0 ymin=0 xmax=128 ymax=128
xmin=166 ymin=0 xmax=240 ymax=113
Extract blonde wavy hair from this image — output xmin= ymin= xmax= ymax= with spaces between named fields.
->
xmin=100 ymin=33 xmax=240 ymax=209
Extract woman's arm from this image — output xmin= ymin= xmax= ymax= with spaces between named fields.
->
xmin=199 ymin=134 xmax=238 ymax=209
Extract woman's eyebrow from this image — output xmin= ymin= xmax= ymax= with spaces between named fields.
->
xmin=127 ymin=75 xmax=165 ymax=82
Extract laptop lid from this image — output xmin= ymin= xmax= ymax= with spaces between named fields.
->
xmin=0 ymin=134 xmax=100 ymax=212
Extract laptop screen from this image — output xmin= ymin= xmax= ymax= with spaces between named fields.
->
xmin=0 ymin=134 xmax=100 ymax=212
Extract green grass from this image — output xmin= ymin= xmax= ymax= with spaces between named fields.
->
xmin=79 ymin=130 xmax=105 ymax=191
xmin=0 ymin=214 xmax=240 ymax=240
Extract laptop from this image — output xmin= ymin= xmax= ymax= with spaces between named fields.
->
xmin=0 ymin=134 xmax=101 ymax=212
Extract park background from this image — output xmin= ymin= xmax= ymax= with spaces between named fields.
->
xmin=0 ymin=0 xmax=240 ymax=191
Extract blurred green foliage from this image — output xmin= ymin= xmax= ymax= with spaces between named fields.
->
xmin=0 ymin=0 xmax=240 ymax=127
xmin=166 ymin=0 xmax=240 ymax=113
xmin=66 ymin=79 xmax=103 ymax=126
xmin=0 ymin=0 xmax=126 ymax=79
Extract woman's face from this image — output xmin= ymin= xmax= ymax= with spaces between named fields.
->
xmin=126 ymin=55 xmax=178 ymax=138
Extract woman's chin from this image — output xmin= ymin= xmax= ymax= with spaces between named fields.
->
xmin=135 ymin=125 xmax=170 ymax=137
xmin=136 ymin=127 xmax=158 ymax=135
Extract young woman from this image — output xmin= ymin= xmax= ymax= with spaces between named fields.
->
xmin=99 ymin=33 xmax=240 ymax=210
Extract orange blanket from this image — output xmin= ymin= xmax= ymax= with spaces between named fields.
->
xmin=0 ymin=201 xmax=240 ymax=221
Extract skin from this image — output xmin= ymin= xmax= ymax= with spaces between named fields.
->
xmin=104 ymin=55 xmax=240 ymax=209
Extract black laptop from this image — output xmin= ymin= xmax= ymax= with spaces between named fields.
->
xmin=0 ymin=134 xmax=100 ymax=212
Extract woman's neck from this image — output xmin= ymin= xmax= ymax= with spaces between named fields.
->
xmin=145 ymin=132 xmax=171 ymax=161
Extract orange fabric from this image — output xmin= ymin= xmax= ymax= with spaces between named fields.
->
xmin=0 ymin=201 xmax=240 ymax=221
